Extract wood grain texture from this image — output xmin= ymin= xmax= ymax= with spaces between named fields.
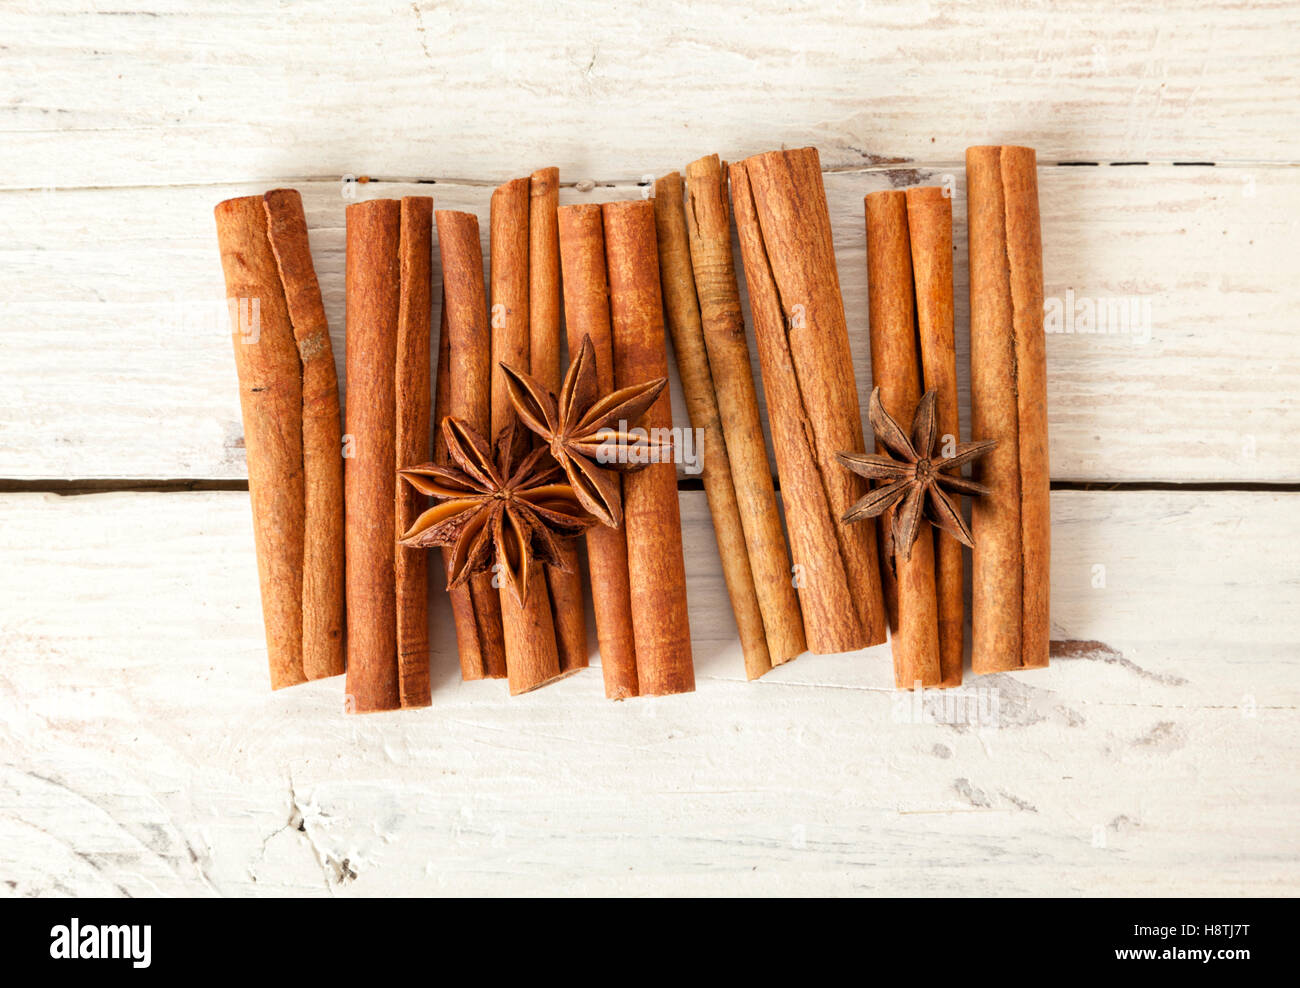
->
xmin=4 ymin=166 xmax=1294 ymax=484
xmin=1 ymin=489 xmax=1295 ymax=895
xmin=2 ymin=1 xmax=1297 ymax=190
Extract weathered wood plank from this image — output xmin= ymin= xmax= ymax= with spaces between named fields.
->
xmin=1 ymin=490 xmax=1295 ymax=895
xmin=2 ymin=167 xmax=1296 ymax=482
xmin=1 ymin=1 xmax=1297 ymax=191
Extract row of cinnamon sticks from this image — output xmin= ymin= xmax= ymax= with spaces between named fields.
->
xmin=214 ymin=143 xmax=1049 ymax=707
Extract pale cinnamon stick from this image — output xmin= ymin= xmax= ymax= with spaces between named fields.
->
xmin=967 ymin=145 xmax=1050 ymax=674
xmin=260 ymin=190 xmax=346 ymax=685
xmin=865 ymin=189 xmax=942 ymax=689
xmin=602 ymin=199 xmax=695 ymax=697
xmin=683 ymin=154 xmax=806 ymax=671
xmin=487 ymin=181 xmax=563 ymax=696
xmin=214 ymin=195 xmax=307 ymax=689
xmin=729 ymin=148 xmax=887 ymax=654
xmin=905 ymin=185 xmax=963 ymax=688
xmin=653 ymin=171 xmax=772 ymax=680
xmin=343 ymin=198 xmax=400 ymax=711
xmin=557 ymin=204 xmax=640 ymax=699
xmin=394 ymin=196 xmax=433 ymax=707
xmin=530 ymin=168 xmax=589 ymax=675
xmin=435 ymin=209 xmax=508 ymax=681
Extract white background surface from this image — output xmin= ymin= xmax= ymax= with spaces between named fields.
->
xmin=1 ymin=0 xmax=1297 ymax=896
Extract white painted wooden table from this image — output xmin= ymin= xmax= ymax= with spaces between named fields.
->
xmin=2 ymin=1 xmax=1297 ymax=897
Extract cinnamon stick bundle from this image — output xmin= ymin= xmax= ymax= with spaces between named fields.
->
xmin=865 ymin=189 xmax=943 ymax=689
xmin=557 ymin=204 xmax=640 ymax=699
xmin=214 ymin=189 xmax=344 ymax=690
xmin=487 ymin=179 xmax=565 ymax=696
xmin=682 ymin=155 xmax=806 ymax=675
xmin=602 ymin=200 xmax=695 ymax=696
xmin=729 ymin=148 xmax=887 ymax=654
xmin=966 ymin=145 xmax=1050 ymax=674
xmin=529 ymin=168 xmax=588 ymax=675
xmin=655 ymin=171 xmax=782 ymax=680
xmin=343 ymin=197 xmax=433 ymax=712
xmin=436 ymin=209 xmax=508 ymax=681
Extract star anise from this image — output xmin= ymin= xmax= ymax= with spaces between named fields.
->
xmin=836 ymin=387 xmax=997 ymax=561
xmin=398 ymin=417 xmax=594 ymax=607
xmin=498 ymin=333 xmax=672 ymax=528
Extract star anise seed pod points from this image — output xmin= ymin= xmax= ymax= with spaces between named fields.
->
xmin=500 ymin=333 xmax=671 ymax=528
xmin=398 ymin=417 xmax=594 ymax=607
xmin=837 ymin=387 xmax=997 ymax=561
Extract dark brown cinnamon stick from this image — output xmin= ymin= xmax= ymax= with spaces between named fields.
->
xmin=729 ymin=148 xmax=887 ymax=654
xmin=557 ymin=203 xmax=640 ymax=699
xmin=967 ymin=145 xmax=1050 ymax=674
xmin=436 ymin=209 xmax=508 ymax=681
xmin=602 ymin=199 xmax=694 ymax=697
xmin=343 ymin=198 xmax=401 ymax=711
xmin=394 ymin=196 xmax=433 ymax=707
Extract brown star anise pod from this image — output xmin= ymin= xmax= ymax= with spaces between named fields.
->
xmin=836 ymin=387 xmax=997 ymax=561
xmin=398 ymin=417 xmax=594 ymax=607
xmin=498 ymin=333 xmax=672 ymax=528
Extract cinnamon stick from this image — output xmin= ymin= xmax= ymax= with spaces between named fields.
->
xmin=530 ymin=168 xmax=589 ymax=675
xmin=214 ymin=195 xmax=306 ymax=689
xmin=433 ymin=296 xmax=493 ymax=681
xmin=435 ymin=209 xmax=508 ymax=681
xmin=865 ymin=189 xmax=942 ymax=689
xmin=602 ymin=199 xmax=695 ymax=696
xmin=261 ymin=190 xmax=346 ymax=684
xmin=729 ymin=148 xmax=887 ymax=654
xmin=487 ymin=181 xmax=564 ymax=696
xmin=394 ymin=196 xmax=433 ymax=707
xmin=653 ymin=171 xmax=772 ymax=680
xmin=683 ymin=154 xmax=806 ymax=672
xmin=906 ymin=185 xmax=964 ymax=688
xmin=343 ymin=198 xmax=400 ymax=711
xmin=966 ymin=145 xmax=1050 ymax=674
xmin=557 ymin=204 xmax=640 ymax=699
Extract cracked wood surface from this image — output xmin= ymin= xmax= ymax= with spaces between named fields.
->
xmin=1 ymin=490 xmax=1296 ymax=895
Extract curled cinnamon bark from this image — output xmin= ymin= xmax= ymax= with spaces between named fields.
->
xmin=729 ymin=148 xmax=887 ymax=654
xmin=654 ymin=170 xmax=775 ymax=680
xmin=215 ymin=194 xmax=308 ymax=689
xmin=602 ymin=200 xmax=695 ymax=697
xmin=343 ymin=198 xmax=401 ymax=711
xmin=557 ymin=204 xmax=640 ymax=699
xmin=683 ymin=154 xmax=807 ymax=674
xmin=865 ymin=189 xmax=942 ymax=689
xmin=436 ymin=209 xmax=508 ymax=681
xmin=967 ymin=145 xmax=1050 ymax=674
xmin=261 ymin=190 xmax=346 ymax=685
